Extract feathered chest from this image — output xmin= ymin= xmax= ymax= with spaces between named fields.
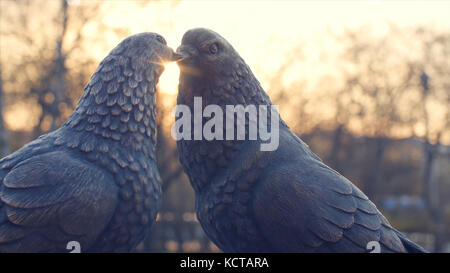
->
xmin=89 ymin=145 xmax=161 ymax=252
xmin=51 ymin=131 xmax=162 ymax=251
xmin=193 ymin=145 xmax=273 ymax=252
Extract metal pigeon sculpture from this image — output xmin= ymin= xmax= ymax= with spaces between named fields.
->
xmin=0 ymin=32 xmax=182 ymax=252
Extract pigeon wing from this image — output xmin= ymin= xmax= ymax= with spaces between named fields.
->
xmin=0 ymin=150 xmax=118 ymax=252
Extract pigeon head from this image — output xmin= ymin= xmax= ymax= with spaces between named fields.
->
xmin=176 ymin=28 xmax=269 ymax=106
xmin=65 ymin=32 xmax=182 ymax=151
xmin=176 ymin=28 xmax=243 ymax=80
xmin=113 ymin=32 xmax=183 ymax=68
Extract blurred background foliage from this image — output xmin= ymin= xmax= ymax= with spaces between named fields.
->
xmin=0 ymin=0 xmax=449 ymax=252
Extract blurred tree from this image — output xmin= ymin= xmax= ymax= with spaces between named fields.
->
xmin=405 ymin=26 xmax=449 ymax=252
xmin=0 ymin=63 xmax=10 ymax=157
xmin=266 ymin=44 xmax=319 ymax=136
xmin=47 ymin=0 xmax=69 ymax=132
xmin=334 ymin=26 xmax=416 ymax=201
xmin=0 ymin=0 xmax=121 ymax=137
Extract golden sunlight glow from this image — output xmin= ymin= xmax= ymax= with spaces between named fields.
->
xmin=5 ymin=102 xmax=42 ymax=131
xmin=98 ymin=0 xmax=450 ymax=95
xmin=159 ymin=62 xmax=180 ymax=95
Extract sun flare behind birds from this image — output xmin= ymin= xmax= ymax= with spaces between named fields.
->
xmin=159 ymin=62 xmax=180 ymax=94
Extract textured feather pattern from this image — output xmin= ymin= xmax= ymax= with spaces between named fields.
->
xmin=0 ymin=32 xmax=170 ymax=252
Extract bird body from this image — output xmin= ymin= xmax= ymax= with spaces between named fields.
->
xmin=175 ymin=28 xmax=427 ymax=253
xmin=0 ymin=32 xmax=178 ymax=252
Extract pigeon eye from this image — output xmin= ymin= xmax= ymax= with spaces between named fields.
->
xmin=209 ymin=43 xmax=219 ymax=54
xmin=156 ymin=35 xmax=166 ymax=45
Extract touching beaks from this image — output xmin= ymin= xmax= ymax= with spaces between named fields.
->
xmin=171 ymin=51 xmax=187 ymax=61
xmin=174 ymin=45 xmax=196 ymax=62
xmin=172 ymin=46 xmax=191 ymax=61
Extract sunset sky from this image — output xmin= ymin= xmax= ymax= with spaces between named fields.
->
xmin=98 ymin=0 xmax=450 ymax=94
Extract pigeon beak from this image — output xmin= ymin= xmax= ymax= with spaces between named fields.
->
xmin=171 ymin=51 xmax=187 ymax=62
xmin=175 ymin=45 xmax=195 ymax=62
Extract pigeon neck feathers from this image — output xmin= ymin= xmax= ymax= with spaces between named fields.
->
xmin=177 ymin=58 xmax=279 ymax=192
xmin=56 ymin=40 xmax=163 ymax=155
xmin=178 ymin=59 xmax=271 ymax=107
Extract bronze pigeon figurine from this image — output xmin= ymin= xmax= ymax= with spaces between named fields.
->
xmin=0 ymin=32 xmax=182 ymax=252
xmin=174 ymin=28 xmax=427 ymax=253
